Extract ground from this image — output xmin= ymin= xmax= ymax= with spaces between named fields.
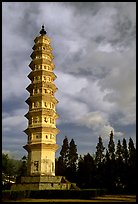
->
xmin=3 ymin=195 xmax=136 ymax=202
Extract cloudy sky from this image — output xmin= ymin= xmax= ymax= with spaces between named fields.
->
xmin=2 ymin=2 xmax=136 ymax=159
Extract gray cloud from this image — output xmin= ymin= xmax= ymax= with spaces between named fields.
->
xmin=2 ymin=2 xmax=136 ymax=158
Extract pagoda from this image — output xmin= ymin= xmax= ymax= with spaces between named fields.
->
xmin=24 ymin=25 xmax=59 ymax=177
xmin=11 ymin=26 xmax=78 ymax=190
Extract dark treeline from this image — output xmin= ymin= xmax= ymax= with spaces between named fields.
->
xmin=56 ymin=131 xmax=136 ymax=194
xmin=2 ymin=131 xmax=136 ymax=194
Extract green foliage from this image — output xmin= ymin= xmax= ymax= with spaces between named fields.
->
xmin=122 ymin=138 xmax=128 ymax=164
xmin=55 ymin=133 xmax=136 ymax=194
xmin=17 ymin=156 xmax=27 ymax=177
xmin=128 ymin=137 xmax=136 ymax=167
xmin=55 ymin=156 xmax=65 ymax=176
xmin=60 ymin=136 xmax=69 ymax=168
xmin=2 ymin=154 xmax=27 ymax=189
xmin=108 ymin=130 xmax=115 ymax=160
xmin=77 ymin=153 xmax=96 ymax=188
xmin=66 ymin=139 xmax=78 ymax=182
xmin=116 ymin=140 xmax=123 ymax=161
xmin=95 ymin=136 xmax=105 ymax=166
xmin=56 ymin=136 xmax=78 ymax=182
xmin=68 ymin=139 xmax=78 ymax=169
xmin=127 ymin=138 xmax=136 ymax=193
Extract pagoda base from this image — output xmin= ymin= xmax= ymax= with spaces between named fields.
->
xmin=11 ymin=176 xmax=79 ymax=191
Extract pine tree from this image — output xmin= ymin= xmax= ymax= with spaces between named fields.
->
xmin=67 ymin=139 xmax=78 ymax=182
xmin=60 ymin=136 xmax=69 ymax=169
xmin=127 ymin=137 xmax=136 ymax=193
xmin=128 ymin=137 xmax=136 ymax=167
xmin=122 ymin=138 xmax=128 ymax=164
xmin=120 ymin=138 xmax=129 ymax=192
xmin=105 ymin=149 xmax=110 ymax=163
xmin=106 ymin=131 xmax=116 ymax=191
xmin=108 ymin=130 xmax=115 ymax=160
xmin=55 ymin=157 xmax=64 ymax=176
xmin=116 ymin=140 xmax=123 ymax=161
xmin=115 ymin=140 xmax=124 ymax=189
xmin=77 ymin=153 xmax=95 ymax=188
xmin=68 ymin=139 xmax=78 ymax=169
xmin=57 ymin=136 xmax=69 ymax=176
xmin=95 ymin=136 xmax=105 ymax=166
xmin=77 ymin=155 xmax=85 ymax=187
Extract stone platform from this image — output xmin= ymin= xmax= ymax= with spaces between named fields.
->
xmin=11 ymin=176 xmax=79 ymax=190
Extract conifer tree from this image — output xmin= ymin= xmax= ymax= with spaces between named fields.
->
xmin=60 ymin=136 xmax=69 ymax=169
xmin=128 ymin=137 xmax=136 ymax=166
xmin=67 ymin=139 xmax=78 ymax=182
xmin=122 ymin=138 xmax=128 ymax=164
xmin=55 ymin=157 xmax=64 ymax=176
xmin=127 ymin=137 xmax=136 ymax=193
xmin=116 ymin=140 xmax=123 ymax=161
xmin=68 ymin=139 xmax=78 ymax=169
xmin=95 ymin=136 xmax=105 ymax=166
xmin=105 ymin=149 xmax=110 ymax=163
xmin=57 ymin=136 xmax=69 ymax=176
xmin=108 ymin=130 xmax=115 ymax=160
xmin=115 ymin=139 xmax=124 ymax=189
xmin=77 ymin=153 xmax=95 ymax=188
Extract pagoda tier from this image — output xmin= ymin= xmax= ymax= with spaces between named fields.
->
xmin=24 ymin=26 xmax=60 ymax=176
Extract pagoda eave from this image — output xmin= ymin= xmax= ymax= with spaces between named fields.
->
xmin=24 ymin=127 xmax=60 ymax=135
xmin=23 ymin=143 xmax=59 ymax=152
xmin=28 ymin=70 xmax=57 ymax=81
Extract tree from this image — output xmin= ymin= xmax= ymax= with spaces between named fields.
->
xmin=17 ymin=156 xmax=27 ymax=177
xmin=115 ymin=140 xmax=124 ymax=190
xmin=56 ymin=136 xmax=69 ymax=176
xmin=55 ymin=157 xmax=64 ymax=176
xmin=122 ymin=138 xmax=129 ymax=164
xmin=2 ymin=153 xmax=20 ymax=177
xmin=128 ymin=137 xmax=136 ymax=167
xmin=2 ymin=154 xmax=9 ymax=174
xmin=77 ymin=155 xmax=85 ymax=187
xmin=105 ymin=149 xmax=110 ymax=163
xmin=119 ymin=138 xmax=129 ymax=193
xmin=77 ymin=153 xmax=95 ymax=188
xmin=95 ymin=136 xmax=105 ymax=166
xmin=68 ymin=139 xmax=78 ymax=169
xmin=2 ymin=153 xmax=22 ymax=189
xmin=116 ymin=140 xmax=123 ymax=161
xmin=16 ymin=156 xmax=27 ymax=183
xmin=104 ymin=131 xmax=116 ymax=192
xmin=60 ymin=136 xmax=69 ymax=168
xmin=127 ymin=137 xmax=136 ymax=193
xmin=108 ymin=130 xmax=115 ymax=161
xmin=67 ymin=139 xmax=78 ymax=182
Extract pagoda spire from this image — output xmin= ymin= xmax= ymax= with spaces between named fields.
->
xmin=40 ymin=25 xmax=47 ymax=35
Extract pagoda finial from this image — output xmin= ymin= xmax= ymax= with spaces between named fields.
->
xmin=40 ymin=25 xmax=47 ymax=35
